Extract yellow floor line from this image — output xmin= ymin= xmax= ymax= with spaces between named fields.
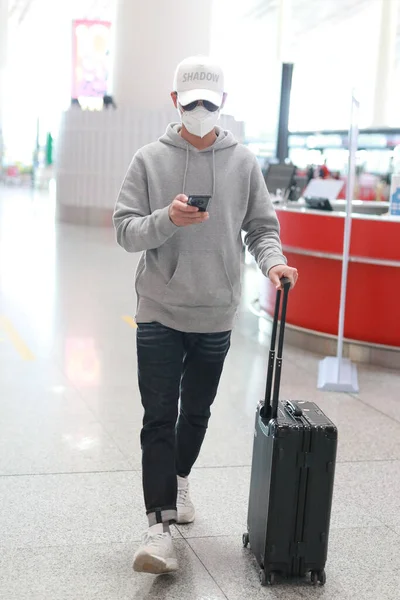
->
xmin=122 ymin=315 xmax=137 ymax=329
xmin=0 ymin=316 xmax=36 ymax=361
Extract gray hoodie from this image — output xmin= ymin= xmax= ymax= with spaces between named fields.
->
xmin=113 ymin=123 xmax=286 ymax=333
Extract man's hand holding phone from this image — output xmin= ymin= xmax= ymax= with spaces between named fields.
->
xmin=169 ymin=194 xmax=209 ymax=227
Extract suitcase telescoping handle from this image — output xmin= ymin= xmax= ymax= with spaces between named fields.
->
xmin=264 ymin=277 xmax=291 ymax=420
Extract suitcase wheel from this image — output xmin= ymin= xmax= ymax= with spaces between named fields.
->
xmin=318 ymin=570 xmax=327 ymax=585
xmin=259 ymin=569 xmax=276 ymax=586
xmin=242 ymin=533 xmax=249 ymax=548
xmin=311 ymin=570 xmax=326 ymax=586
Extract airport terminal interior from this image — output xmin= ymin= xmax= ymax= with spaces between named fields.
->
xmin=1 ymin=1 xmax=400 ymax=599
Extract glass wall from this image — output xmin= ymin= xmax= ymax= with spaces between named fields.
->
xmin=212 ymin=0 xmax=400 ymax=141
xmin=3 ymin=0 xmax=400 ymax=165
xmin=211 ymin=0 xmax=281 ymax=142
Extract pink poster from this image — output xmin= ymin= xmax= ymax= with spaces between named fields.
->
xmin=72 ymin=20 xmax=111 ymax=99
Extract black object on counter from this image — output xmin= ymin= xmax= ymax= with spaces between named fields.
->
xmin=305 ymin=197 xmax=333 ymax=211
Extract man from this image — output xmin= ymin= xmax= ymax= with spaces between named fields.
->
xmin=113 ymin=56 xmax=298 ymax=575
xmin=319 ymin=159 xmax=330 ymax=179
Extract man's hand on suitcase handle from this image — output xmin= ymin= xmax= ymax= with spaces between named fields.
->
xmin=268 ymin=265 xmax=298 ymax=290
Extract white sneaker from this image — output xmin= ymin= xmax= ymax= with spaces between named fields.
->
xmin=177 ymin=476 xmax=195 ymax=524
xmin=133 ymin=530 xmax=178 ymax=574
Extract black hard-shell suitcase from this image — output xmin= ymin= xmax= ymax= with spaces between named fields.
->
xmin=243 ymin=278 xmax=338 ymax=586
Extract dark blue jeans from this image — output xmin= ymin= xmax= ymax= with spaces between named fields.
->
xmin=136 ymin=322 xmax=231 ymax=526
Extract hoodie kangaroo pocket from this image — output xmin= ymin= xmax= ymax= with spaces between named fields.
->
xmin=163 ymin=252 xmax=236 ymax=308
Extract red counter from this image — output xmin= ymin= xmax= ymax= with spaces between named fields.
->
xmin=260 ymin=207 xmax=400 ymax=348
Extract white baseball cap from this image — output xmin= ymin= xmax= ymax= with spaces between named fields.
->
xmin=173 ymin=56 xmax=225 ymax=107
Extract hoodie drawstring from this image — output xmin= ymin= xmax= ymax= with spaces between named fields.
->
xmin=212 ymin=149 xmax=216 ymax=197
xmin=182 ymin=146 xmax=189 ymax=196
xmin=182 ymin=145 xmax=216 ymax=199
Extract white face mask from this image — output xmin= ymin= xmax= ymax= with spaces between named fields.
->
xmin=179 ymin=105 xmax=220 ymax=138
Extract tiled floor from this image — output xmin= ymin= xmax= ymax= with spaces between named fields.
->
xmin=1 ymin=188 xmax=400 ymax=599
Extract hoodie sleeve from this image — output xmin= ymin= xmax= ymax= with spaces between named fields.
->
xmin=242 ymin=157 xmax=287 ymax=276
xmin=113 ymin=151 xmax=178 ymax=252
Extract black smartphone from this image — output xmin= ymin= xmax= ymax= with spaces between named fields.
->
xmin=187 ymin=195 xmax=211 ymax=212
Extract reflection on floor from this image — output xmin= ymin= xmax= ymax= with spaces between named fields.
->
xmin=1 ymin=187 xmax=400 ymax=600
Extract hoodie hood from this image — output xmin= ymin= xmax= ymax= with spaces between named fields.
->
xmin=158 ymin=123 xmax=238 ymax=197
xmin=159 ymin=123 xmax=238 ymax=152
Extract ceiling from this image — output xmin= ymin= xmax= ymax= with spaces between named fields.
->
xmin=247 ymin=0 xmax=400 ymax=44
xmin=8 ymin=0 xmax=114 ymax=25
xmin=247 ymin=0 xmax=369 ymax=23
xmin=7 ymin=0 xmax=400 ymax=61
xmin=8 ymin=0 xmax=396 ymax=27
